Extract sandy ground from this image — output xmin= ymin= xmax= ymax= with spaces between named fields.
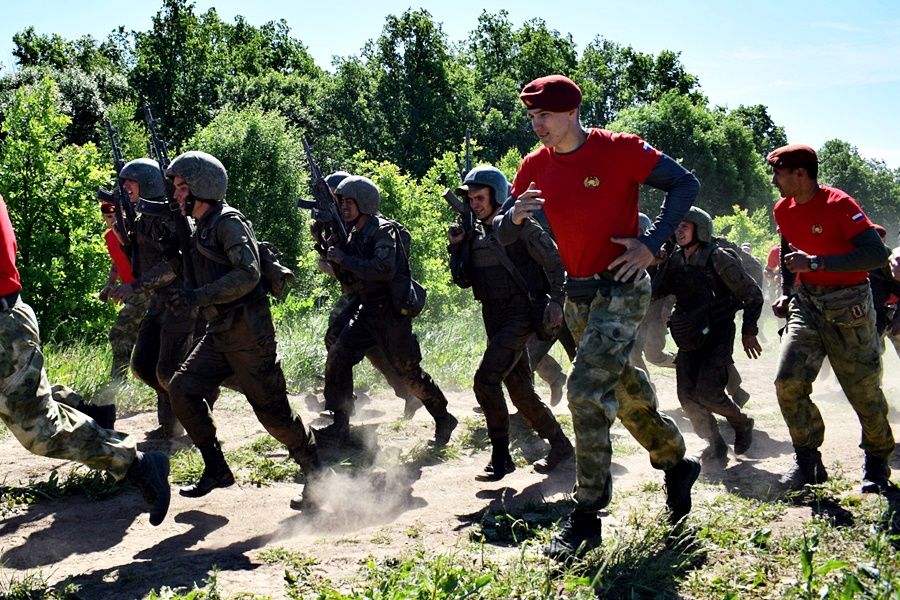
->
xmin=1 ymin=322 xmax=899 ymax=599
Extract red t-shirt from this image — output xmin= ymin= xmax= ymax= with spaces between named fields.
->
xmin=104 ymin=229 xmax=135 ymax=285
xmin=511 ymin=128 xmax=661 ymax=277
xmin=773 ymin=185 xmax=872 ymax=287
xmin=0 ymin=197 xmax=21 ymax=296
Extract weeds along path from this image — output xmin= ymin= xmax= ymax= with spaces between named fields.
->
xmin=0 ymin=325 xmax=899 ymax=598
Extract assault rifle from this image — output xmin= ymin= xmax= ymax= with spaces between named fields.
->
xmin=97 ymin=121 xmax=137 ymax=243
xmin=442 ymin=126 xmax=474 ymax=238
xmin=296 ymin=136 xmax=348 ymax=278
xmin=143 ymin=102 xmax=197 ymax=288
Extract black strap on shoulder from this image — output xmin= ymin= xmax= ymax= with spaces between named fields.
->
xmin=486 ymin=234 xmax=535 ymax=303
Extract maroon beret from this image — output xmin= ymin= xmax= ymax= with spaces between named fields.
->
xmin=99 ymin=202 xmax=116 ymax=215
xmin=519 ymin=75 xmax=582 ymax=112
xmin=766 ymin=144 xmax=818 ymax=169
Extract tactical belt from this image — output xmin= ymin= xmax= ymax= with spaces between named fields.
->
xmin=0 ymin=291 xmax=20 ymax=312
xmin=567 ymin=270 xmax=620 ymax=283
xmin=565 ymin=269 xmax=648 ymax=304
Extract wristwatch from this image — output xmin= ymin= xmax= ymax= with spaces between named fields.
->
xmin=808 ymin=256 xmax=821 ymax=271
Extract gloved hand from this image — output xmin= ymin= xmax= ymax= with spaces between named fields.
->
xmin=112 ymin=284 xmax=135 ymax=302
xmin=167 ymin=288 xmax=199 ymax=314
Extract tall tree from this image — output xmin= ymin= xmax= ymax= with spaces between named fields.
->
xmin=368 ymin=9 xmax=477 ymax=176
xmin=817 ymin=139 xmax=900 ymax=228
xmin=131 ymin=0 xmax=221 ymax=148
xmin=0 ymin=77 xmax=111 ymax=341
xmin=728 ymin=104 xmax=787 ymax=158
xmin=576 ymin=37 xmax=700 ymax=127
xmin=610 ymin=91 xmax=774 ymax=217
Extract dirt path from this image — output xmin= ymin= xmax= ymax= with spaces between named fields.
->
xmin=1 ymin=333 xmax=899 ymax=599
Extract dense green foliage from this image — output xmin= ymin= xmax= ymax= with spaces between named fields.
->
xmin=0 ymin=77 xmax=112 ymax=340
xmin=1 ymin=0 xmax=899 ymax=343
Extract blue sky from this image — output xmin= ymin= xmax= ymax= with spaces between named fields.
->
xmin=2 ymin=0 xmax=899 ymax=168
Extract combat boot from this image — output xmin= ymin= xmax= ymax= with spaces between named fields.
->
xmin=180 ymin=441 xmax=235 ymax=498
xmin=76 ymin=401 xmax=116 ymax=430
xmin=432 ymin=412 xmax=458 ymax=446
xmin=314 ymin=409 xmax=351 ymax=446
xmin=484 ymin=437 xmax=516 ymax=480
xmin=779 ymin=447 xmax=828 ymax=491
xmin=550 ymin=373 xmax=567 ymax=407
xmin=732 ymin=418 xmax=754 ymax=455
xmin=861 ymin=453 xmax=893 ymax=494
xmin=157 ymin=397 xmax=184 ymax=439
xmin=543 ymin=509 xmax=602 ymax=560
xmin=126 ymin=451 xmax=171 ymax=526
xmin=700 ymin=436 xmax=728 ymax=464
xmin=290 ymin=450 xmax=322 ymax=511
xmin=664 ymin=457 xmax=701 ymax=524
xmin=533 ymin=430 xmax=574 ymax=474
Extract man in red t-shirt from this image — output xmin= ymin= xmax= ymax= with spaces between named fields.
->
xmin=768 ymin=144 xmax=894 ymax=494
xmin=497 ymin=74 xmax=701 ymax=559
xmin=0 ymin=192 xmax=170 ymax=526
xmin=98 ymin=201 xmax=149 ymax=380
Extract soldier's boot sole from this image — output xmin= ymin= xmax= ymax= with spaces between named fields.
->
xmin=128 ymin=451 xmax=171 ymax=526
xmin=665 ymin=457 xmax=701 ymax=524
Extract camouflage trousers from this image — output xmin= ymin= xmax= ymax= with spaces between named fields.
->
xmin=631 ymin=294 xmax=676 ymax=371
xmin=565 ymin=272 xmax=685 ymax=512
xmin=0 ymin=298 xmax=136 ymax=479
xmin=775 ymin=282 xmax=894 ymax=459
xmin=108 ymin=290 xmax=150 ymax=378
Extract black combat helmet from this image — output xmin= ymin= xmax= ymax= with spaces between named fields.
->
xmin=456 ymin=165 xmax=509 ymax=208
xmin=165 ymin=151 xmax=228 ymax=202
xmin=335 ymin=176 xmax=380 ymax=215
xmin=683 ymin=206 xmax=713 ymax=243
xmin=119 ymin=158 xmax=166 ymax=200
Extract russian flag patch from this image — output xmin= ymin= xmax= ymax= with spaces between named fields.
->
xmin=851 ymin=212 xmax=864 ymax=221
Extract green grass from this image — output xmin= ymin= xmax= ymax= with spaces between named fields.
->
xmin=168 ymin=434 xmax=302 ymax=487
xmin=0 ymin=571 xmax=80 ymax=599
xmin=0 ymin=467 xmax=123 ymax=516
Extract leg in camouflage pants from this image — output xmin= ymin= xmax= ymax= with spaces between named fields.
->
xmin=0 ymin=299 xmax=136 ymax=479
xmin=108 ymin=290 xmax=150 ymax=379
xmin=565 ymin=274 xmax=686 ymax=511
xmin=775 ymin=283 xmax=894 ymax=459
